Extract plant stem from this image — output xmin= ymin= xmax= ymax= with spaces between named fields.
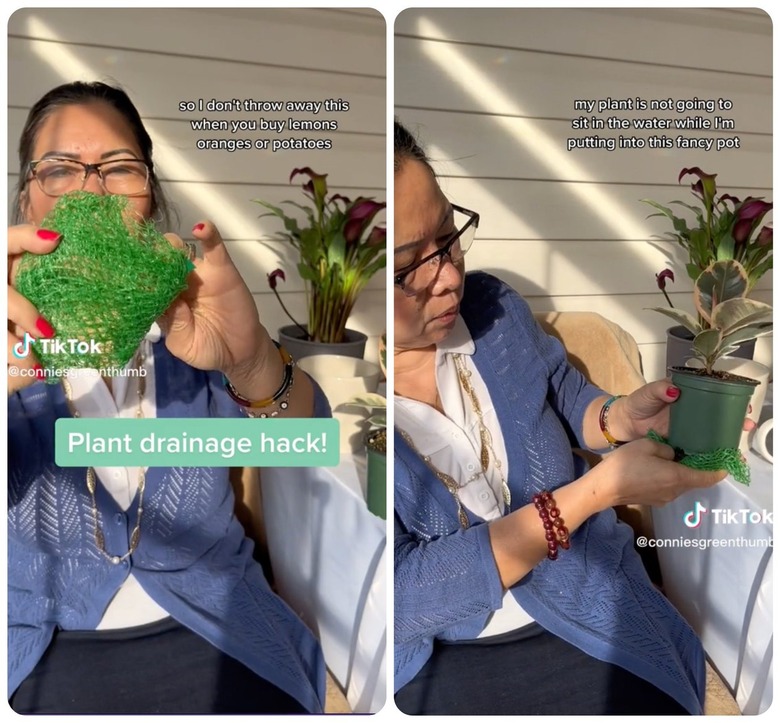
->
xmin=272 ymin=287 xmax=310 ymax=340
xmin=661 ymin=287 xmax=674 ymax=309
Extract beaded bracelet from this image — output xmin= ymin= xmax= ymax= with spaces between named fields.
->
xmin=533 ymin=491 xmax=570 ymax=560
xmin=223 ymin=341 xmax=295 ymax=417
xmin=243 ymin=382 xmax=294 ymax=418
xmin=599 ymin=394 xmax=627 ymax=448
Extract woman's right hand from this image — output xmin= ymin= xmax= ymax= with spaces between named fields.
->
xmin=489 ymin=437 xmax=726 ymax=590
xmin=7 ymin=225 xmax=61 ymax=394
xmin=588 ymin=437 xmax=727 ymax=509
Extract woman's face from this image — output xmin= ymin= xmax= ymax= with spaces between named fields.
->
xmin=394 ymin=158 xmax=465 ymax=350
xmin=22 ymin=101 xmax=153 ymax=226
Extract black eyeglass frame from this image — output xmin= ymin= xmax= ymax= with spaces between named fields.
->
xmin=27 ymin=157 xmax=152 ymax=198
xmin=394 ymin=203 xmax=480 ymax=292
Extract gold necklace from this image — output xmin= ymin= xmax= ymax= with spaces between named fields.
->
xmin=398 ymin=429 xmax=470 ymax=529
xmin=453 ymin=353 xmax=511 ymax=508
xmin=62 ymin=351 xmax=146 ymax=565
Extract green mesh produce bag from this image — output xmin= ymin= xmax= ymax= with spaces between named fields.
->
xmin=647 ymin=430 xmax=750 ymax=485
xmin=15 ymin=192 xmax=192 ymax=372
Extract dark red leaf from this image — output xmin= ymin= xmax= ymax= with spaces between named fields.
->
xmin=344 ymin=199 xmax=386 ymax=243
xmin=732 ymin=218 xmax=752 ymax=245
xmin=757 ymin=225 xmax=773 ymax=247
xmin=656 ymin=268 xmax=675 ymax=290
xmin=717 ymin=193 xmax=741 ymax=207
xmin=366 ymin=226 xmax=386 ymax=247
xmin=736 ymin=198 xmax=773 ymax=223
xmin=289 ymin=167 xmax=328 ymax=201
xmin=678 ymin=167 xmax=717 ymax=186
xmin=268 ymin=268 xmax=286 ymax=290
xmin=679 ymin=167 xmax=717 ymax=204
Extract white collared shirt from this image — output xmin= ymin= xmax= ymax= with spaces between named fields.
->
xmin=395 ymin=315 xmax=535 ymax=636
xmin=67 ymin=326 xmax=169 ymax=629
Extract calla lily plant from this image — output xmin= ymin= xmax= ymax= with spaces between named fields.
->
xmin=643 ymin=167 xmax=772 ymax=291
xmin=256 ymin=167 xmax=386 ymax=344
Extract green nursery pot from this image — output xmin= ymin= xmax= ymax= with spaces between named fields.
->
xmin=668 ymin=368 xmax=758 ymax=455
xmin=366 ymin=446 xmax=386 ymax=520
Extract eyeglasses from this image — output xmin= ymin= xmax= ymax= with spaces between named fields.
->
xmin=28 ymin=157 xmax=151 ymax=198
xmin=394 ymin=204 xmax=479 ymax=296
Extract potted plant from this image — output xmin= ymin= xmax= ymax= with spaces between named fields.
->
xmin=256 ymin=167 xmax=386 ymax=360
xmin=340 ymin=392 xmax=387 ymax=519
xmin=340 ymin=333 xmax=387 ymax=518
xmin=642 ymin=167 xmax=772 ymax=368
xmin=649 ymin=259 xmax=773 ymax=454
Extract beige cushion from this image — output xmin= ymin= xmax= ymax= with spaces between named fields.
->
xmin=534 ymin=311 xmax=645 ymax=395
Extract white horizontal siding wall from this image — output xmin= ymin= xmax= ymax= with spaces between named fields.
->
xmin=396 ymin=7 xmax=772 ymax=382
xmin=8 ymin=7 xmax=386 ymax=362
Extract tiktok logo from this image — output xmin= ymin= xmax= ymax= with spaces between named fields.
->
xmin=683 ymin=501 xmax=708 ymax=528
xmin=12 ymin=332 xmax=34 ymax=359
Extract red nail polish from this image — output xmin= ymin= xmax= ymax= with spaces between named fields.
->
xmin=666 ymin=386 xmax=680 ymax=399
xmin=35 ymin=317 xmax=56 ymax=338
xmin=37 ymin=229 xmax=61 ymax=241
xmin=192 ymin=223 xmax=205 ymax=233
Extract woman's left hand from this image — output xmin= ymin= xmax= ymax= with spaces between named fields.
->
xmin=157 ymin=221 xmax=269 ymax=379
xmin=609 ymin=380 xmax=681 ymax=441
xmin=610 ymin=379 xmax=756 ymax=442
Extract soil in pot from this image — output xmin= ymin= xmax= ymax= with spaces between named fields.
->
xmin=674 ymin=366 xmax=760 ymax=384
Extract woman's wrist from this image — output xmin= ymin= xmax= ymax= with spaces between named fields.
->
xmin=578 ymin=461 xmax=617 ymax=513
xmin=603 ymin=395 xmax=635 ymax=443
xmin=222 ymin=335 xmax=283 ymax=403
xmin=585 ymin=394 xmax=635 ymax=449
xmin=489 ymin=476 xmax=608 ymax=588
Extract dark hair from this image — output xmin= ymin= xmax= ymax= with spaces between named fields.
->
xmin=13 ymin=81 xmax=173 ymax=227
xmin=394 ymin=119 xmax=435 ymax=175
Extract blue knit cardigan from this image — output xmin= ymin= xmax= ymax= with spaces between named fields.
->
xmin=8 ymin=340 xmax=329 ymax=712
xmin=394 ymin=272 xmax=706 ymax=714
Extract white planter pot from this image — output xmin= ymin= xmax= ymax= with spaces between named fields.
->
xmin=297 ymin=354 xmax=381 ymax=454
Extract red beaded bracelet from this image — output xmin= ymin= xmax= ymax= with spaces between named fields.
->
xmin=533 ymin=491 xmax=570 ymax=560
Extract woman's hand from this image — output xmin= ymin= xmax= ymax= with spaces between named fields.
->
xmin=7 ymin=225 xmax=61 ymax=393
xmin=607 ymin=380 xmax=680 ymax=441
xmin=606 ymin=379 xmax=756 ymax=443
xmin=587 ymin=437 xmax=727 ymax=509
xmin=158 ymin=221 xmax=272 ymax=379
xmin=158 ymin=221 xmax=314 ymax=416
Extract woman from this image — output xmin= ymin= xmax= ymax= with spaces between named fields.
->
xmin=7 ymin=81 xmax=326 ymax=713
xmin=392 ymin=120 xmax=729 ymax=716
